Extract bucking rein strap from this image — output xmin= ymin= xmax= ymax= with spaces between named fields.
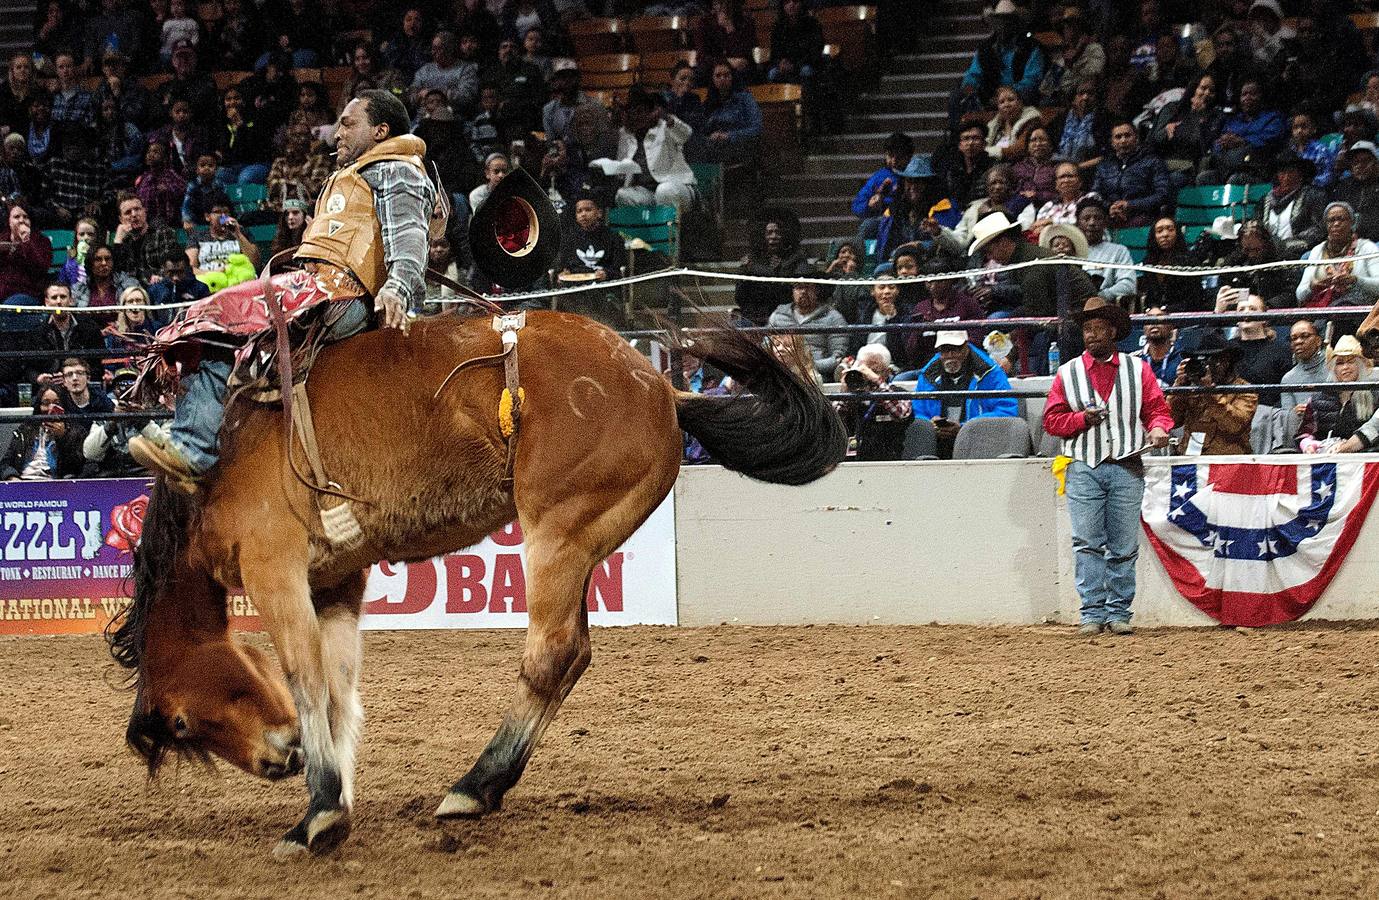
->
xmin=261 ymin=254 xmax=520 ymax=546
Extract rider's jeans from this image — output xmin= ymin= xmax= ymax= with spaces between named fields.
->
xmin=169 ymin=298 xmax=373 ymax=473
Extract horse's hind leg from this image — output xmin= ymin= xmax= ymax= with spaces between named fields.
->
xmin=435 ymin=536 xmax=594 ymax=818
xmin=241 ymin=549 xmax=353 ymax=858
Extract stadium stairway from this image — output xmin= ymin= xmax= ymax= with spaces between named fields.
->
xmin=0 ymin=0 xmax=33 ymax=59
xmin=688 ymin=0 xmax=987 ymax=317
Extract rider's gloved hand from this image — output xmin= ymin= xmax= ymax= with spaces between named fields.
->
xmin=375 ymin=288 xmax=410 ymax=334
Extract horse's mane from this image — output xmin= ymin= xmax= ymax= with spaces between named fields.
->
xmin=106 ymin=479 xmax=198 ymax=675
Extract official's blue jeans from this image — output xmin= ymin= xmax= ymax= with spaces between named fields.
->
xmin=1065 ymin=459 xmax=1145 ymax=625
xmin=169 ymin=298 xmax=373 ymax=473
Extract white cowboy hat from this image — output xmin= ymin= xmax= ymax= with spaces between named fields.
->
xmin=1038 ymin=222 xmax=1089 ymax=258
xmin=984 ymin=0 xmax=1028 ymax=19
xmin=1207 ymin=215 xmax=1241 ymax=240
xmin=968 ymin=211 xmax=1023 ymax=257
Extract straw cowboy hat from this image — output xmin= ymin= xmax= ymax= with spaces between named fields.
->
xmin=968 ymin=211 xmax=1023 ymax=257
xmin=1074 ymin=296 xmax=1132 ymax=341
xmin=1038 ymin=222 xmax=1089 ymax=258
xmin=1332 ymin=334 xmax=1365 ymax=357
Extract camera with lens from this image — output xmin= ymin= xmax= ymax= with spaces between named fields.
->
xmin=841 ymin=365 xmax=872 ymax=393
xmin=1184 ymin=356 xmax=1208 ymax=381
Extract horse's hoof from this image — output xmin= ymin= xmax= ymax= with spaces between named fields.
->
xmin=271 ymin=838 xmax=309 ymax=862
xmin=306 ymin=808 xmax=352 ymax=855
xmin=435 ymin=791 xmax=487 ymax=819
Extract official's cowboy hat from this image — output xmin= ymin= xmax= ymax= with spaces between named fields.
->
xmin=1038 ymin=222 xmax=1089 ymax=258
xmin=968 ymin=211 xmax=1022 ymax=257
xmin=469 ymin=166 xmax=562 ymax=288
xmin=1074 ymin=296 xmax=1132 ymax=341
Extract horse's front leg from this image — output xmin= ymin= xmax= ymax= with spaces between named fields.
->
xmin=242 ymin=549 xmax=353 ymax=858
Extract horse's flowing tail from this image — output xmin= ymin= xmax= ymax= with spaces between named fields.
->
xmin=673 ymin=325 xmax=847 ymax=485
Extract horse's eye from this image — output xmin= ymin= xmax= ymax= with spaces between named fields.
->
xmin=172 ymin=716 xmax=189 ymax=738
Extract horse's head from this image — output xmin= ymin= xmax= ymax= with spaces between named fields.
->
xmin=128 ymin=636 xmax=302 ymax=780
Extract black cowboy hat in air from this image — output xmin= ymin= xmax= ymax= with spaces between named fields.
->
xmin=469 ymin=166 xmax=562 ymax=289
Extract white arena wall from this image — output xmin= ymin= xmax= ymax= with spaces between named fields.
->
xmin=671 ymin=460 xmax=1379 ymax=628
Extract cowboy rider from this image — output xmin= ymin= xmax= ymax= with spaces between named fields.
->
xmin=129 ymin=90 xmax=437 ymax=489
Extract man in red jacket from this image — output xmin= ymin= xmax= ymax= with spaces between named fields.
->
xmin=1043 ymin=297 xmax=1173 ymax=636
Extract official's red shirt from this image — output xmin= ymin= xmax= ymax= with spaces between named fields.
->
xmin=1042 ymin=351 xmax=1175 ymax=438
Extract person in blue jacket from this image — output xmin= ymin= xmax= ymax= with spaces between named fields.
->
xmin=912 ymin=330 xmax=1019 ymax=457
xmin=852 ymin=132 xmax=914 ymax=237
xmin=702 ymin=61 xmax=763 ymax=165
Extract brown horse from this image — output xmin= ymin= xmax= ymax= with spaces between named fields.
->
xmin=108 ymin=310 xmax=845 ymax=857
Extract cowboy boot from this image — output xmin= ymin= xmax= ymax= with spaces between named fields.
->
xmin=128 ymin=433 xmax=202 ymax=496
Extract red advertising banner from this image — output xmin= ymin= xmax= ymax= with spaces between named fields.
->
xmin=0 ymin=479 xmax=677 ymax=636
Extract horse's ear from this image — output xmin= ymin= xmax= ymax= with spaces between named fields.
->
xmin=468 ymin=166 xmax=562 ymax=288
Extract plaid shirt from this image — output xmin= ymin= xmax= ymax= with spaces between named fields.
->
xmin=45 ymin=158 xmax=107 ymax=210
xmin=360 ymin=160 xmax=435 ymax=310
xmin=113 ymin=226 xmax=179 ymax=282
xmin=831 ymin=380 xmax=914 ymax=422
xmin=51 ymin=88 xmax=96 ymax=129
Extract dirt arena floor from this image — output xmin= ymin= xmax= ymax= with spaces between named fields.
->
xmin=5 ymin=623 xmax=1379 ymax=899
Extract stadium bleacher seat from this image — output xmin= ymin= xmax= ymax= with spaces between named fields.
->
xmin=1174 ymin=183 xmax=1271 ymax=226
xmin=569 ymin=18 xmax=628 ymax=55
xmin=45 ymin=230 xmax=73 ymax=269
xmin=901 ymin=418 xmax=939 ymax=460
xmin=1111 ymin=226 xmax=1151 ymax=263
xmin=628 ymin=16 xmax=694 ymax=53
xmin=609 ymin=204 xmax=679 ymax=262
xmin=225 ymin=183 xmax=268 ymax=216
xmin=641 ymin=49 xmax=697 ymax=87
xmin=689 ymin=161 xmax=722 ymax=223
xmin=751 ymin=82 xmax=804 ymax=169
xmin=952 ymin=417 xmax=1033 ymax=459
xmin=583 ymin=69 xmax=639 ymax=90
xmin=816 ymin=5 xmax=877 ymax=71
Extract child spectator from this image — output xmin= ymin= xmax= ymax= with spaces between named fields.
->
xmin=182 ymin=152 xmax=225 ymax=231
xmin=852 ymin=132 xmax=914 ymax=237
xmin=558 ymin=192 xmax=626 ymax=283
xmin=57 ymin=218 xmax=99 ymax=289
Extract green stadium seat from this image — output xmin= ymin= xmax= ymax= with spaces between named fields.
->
xmin=43 ymin=230 xmax=74 ymax=268
xmin=688 ymin=161 xmax=722 ymax=220
xmin=608 ymin=204 xmax=679 ymax=261
xmin=224 ymin=183 xmax=268 ymax=215
xmin=1174 ymin=182 xmax=1270 ymax=227
xmin=246 ymin=224 xmax=278 ymax=244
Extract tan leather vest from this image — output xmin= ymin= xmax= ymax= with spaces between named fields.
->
xmin=294 ymin=134 xmax=428 ymax=296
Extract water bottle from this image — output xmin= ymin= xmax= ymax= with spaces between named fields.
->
xmin=1047 ymin=340 xmax=1060 ymax=374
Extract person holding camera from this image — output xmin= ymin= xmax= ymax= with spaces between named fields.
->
xmin=187 ymin=195 xmax=262 ymax=277
xmin=911 ymin=330 xmax=1018 ymax=459
xmin=1170 ymin=330 xmax=1258 ymax=456
xmin=1042 ymin=297 xmax=1173 ymax=636
xmin=832 ymin=343 xmax=914 ymax=461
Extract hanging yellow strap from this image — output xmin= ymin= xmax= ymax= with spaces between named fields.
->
xmin=498 ymin=387 xmax=526 ymax=438
xmin=1051 ymin=455 xmax=1072 ymax=496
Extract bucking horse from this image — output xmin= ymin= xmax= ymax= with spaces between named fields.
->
xmin=106 ymin=306 xmax=846 ymax=856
